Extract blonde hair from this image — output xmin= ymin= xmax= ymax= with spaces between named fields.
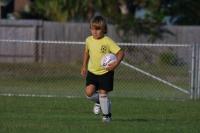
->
xmin=90 ymin=16 xmax=107 ymax=34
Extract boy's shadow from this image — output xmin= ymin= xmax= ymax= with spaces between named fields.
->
xmin=114 ymin=118 xmax=173 ymax=122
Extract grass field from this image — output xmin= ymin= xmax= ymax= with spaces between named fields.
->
xmin=0 ymin=63 xmax=190 ymax=99
xmin=0 ymin=96 xmax=200 ymax=133
xmin=0 ymin=63 xmax=199 ymax=133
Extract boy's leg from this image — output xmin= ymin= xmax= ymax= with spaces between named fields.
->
xmin=99 ymin=89 xmax=111 ymax=122
xmin=98 ymin=71 xmax=114 ymax=122
xmin=85 ymin=84 xmax=101 ymax=114
xmin=85 ymin=84 xmax=99 ymax=103
xmin=85 ymin=71 xmax=99 ymax=103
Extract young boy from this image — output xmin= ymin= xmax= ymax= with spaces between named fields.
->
xmin=81 ymin=16 xmax=124 ymax=123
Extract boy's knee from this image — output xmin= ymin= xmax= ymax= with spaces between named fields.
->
xmin=85 ymin=86 xmax=95 ymax=97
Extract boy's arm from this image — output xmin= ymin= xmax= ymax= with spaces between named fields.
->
xmin=81 ymin=47 xmax=89 ymax=78
xmin=107 ymin=49 xmax=124 ymax=71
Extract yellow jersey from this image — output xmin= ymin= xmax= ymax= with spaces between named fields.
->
xmin=85 ymin=36 xmax=121 ymax=75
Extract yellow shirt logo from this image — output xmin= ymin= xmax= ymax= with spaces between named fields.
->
xmin=101 ymin=45 xmax=107 ymax=53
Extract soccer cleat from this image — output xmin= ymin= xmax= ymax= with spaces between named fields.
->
xmin=93 ymin=103 xmax=101 ymax=115
xmin=102 ymin=113 xmax=112 ymax=123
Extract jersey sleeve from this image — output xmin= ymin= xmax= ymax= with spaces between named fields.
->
xmin=107 ymin=37 xmax=121 ymax=54
xmin=85 ymin=37 xmax=90 ymax=51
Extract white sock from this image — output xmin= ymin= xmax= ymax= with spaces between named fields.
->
xmin=99 ymin=93 xmax=110 ymax=115
xmin=86 ymin=92 xmax=99 ymax=103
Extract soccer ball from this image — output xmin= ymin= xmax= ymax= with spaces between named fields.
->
xmin=101 ymin=53 xmax=117 ymax=68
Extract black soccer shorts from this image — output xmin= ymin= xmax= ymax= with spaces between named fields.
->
xmin=86 ymin=71 xmax=114 ymax=92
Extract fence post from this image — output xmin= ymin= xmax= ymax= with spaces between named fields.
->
xmin=191 ymin=44 xmax=195 ymax=99
xmin=191 ymin=44 xmax=200 ymax=100
xmin=197 ymin=44 xmax=200 ymax=99
xmin=191 ymin=43 xmax=200 ymax=100
xmin=34 ymin=21 xmax=44 ymax=63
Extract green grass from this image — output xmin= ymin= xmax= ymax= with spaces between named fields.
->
xmin=0 ymin=96 xmax=200 ymax=133
xmin=0 ymin=63 xmax=190 ymax=99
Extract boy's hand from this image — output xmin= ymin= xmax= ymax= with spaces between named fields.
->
xmin=81 ymin=67 xmax=87 ymax=78
xmin=106 ymin=61 xmax=117 ymax=71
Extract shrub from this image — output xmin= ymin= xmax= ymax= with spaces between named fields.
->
xmin=159 ymin=52 xmax=178 ymax=65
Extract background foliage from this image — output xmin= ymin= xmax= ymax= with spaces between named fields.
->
xmin=17 ymin=0 xmax=200 ymax=42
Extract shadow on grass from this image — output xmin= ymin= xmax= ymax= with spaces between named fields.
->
xmin=114 ymin=118 xmax=173 ymax=122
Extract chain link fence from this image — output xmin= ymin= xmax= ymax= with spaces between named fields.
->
xmin=0 ymin=40 xmax=199 ymax=100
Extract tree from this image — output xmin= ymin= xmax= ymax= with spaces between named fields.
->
xmin=0 ymin=0 xmax=12 ymax=6
xmin=95 ymin=0 xmax=172 ymax=42
xmin=166 ymin=0 xmax=200 ymax=25
xmin=0 ymin=0 xmax=12 ymax=18
xmin=20 ymin=0 xmax=90 ymax=22
xmin=18 ymin=0 xmax=177 ymax=42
